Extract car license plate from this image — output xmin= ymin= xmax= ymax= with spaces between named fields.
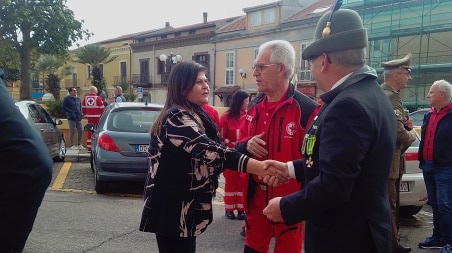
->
xmin=400 ymin=181 xmax=409 ymax=192
xmin=135 ymin=145 xmax=149 ymax=153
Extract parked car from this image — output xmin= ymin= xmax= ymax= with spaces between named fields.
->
xmin=409 ymin=108 xmax=429 ymax=126
xmin=85 ymin=102 xmax=163 ymax=193
xmin=15 ymin=100 xmax=66 ymax=162
xmin=399 ymin=131 xmax=428 ymax=216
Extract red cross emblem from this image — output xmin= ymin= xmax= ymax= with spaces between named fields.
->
xmin=86 ymin=96 xmax=95 ymax=106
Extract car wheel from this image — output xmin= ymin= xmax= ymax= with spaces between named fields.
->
xmin=95 ymin=179 xmax=108 ymax=194
xmin=400 ymin=205 xmax=423 ymax=217
xmin=53 ymin=138 xmax=66 ymax=162
xmin=94 ymin=167 xmax=108 ymax=194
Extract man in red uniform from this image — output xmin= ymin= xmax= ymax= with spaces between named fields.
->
xmin=82 ymin=86 xmax=105 ymax=150
xmin=235 ymin=40 xmax=319 ymax=253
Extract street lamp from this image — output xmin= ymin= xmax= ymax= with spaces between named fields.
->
xmin=159 ymin=53 xmax=182 ymax=84
xmin=239 ymin=68 xmax=246 ymax=88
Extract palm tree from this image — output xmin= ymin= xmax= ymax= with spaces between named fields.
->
xmin=74 ymin=44 xmax=117 ymax=94
xmin=34 ymin=54 xmax=71 ymax=101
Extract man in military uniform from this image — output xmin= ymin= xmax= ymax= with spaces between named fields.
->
xmin=262 ymin=7 xmax=397 ymax=252
xmin=381 ymin=53 xmax=417 ymax=253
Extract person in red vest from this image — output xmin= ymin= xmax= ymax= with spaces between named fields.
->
xmin=82 ymin=86 xmax=105 ymax=150
xmin=202 ymin=104 xmax=219 ymax=127
xmin=219 ymin=89 xmax=250 ymax=221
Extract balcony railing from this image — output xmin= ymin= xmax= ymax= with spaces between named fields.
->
xmin=113 ymin=76 xmax=129 ymax=85
xmin=63 ymin=79 xmax=81 ymax=88
xmin=132 ymin=74 xmax=153 ymax=88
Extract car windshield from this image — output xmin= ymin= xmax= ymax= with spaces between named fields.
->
xmin=108 ymin=109 xmax=160 ymax=133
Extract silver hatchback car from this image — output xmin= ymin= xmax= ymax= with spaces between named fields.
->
xmin=399 ymin=131 xmax=428 ymax=216
xmin=85 ymin=102 xmax=163 ymax=193
xmin=15 ymin=100 xmax=66 ymax=162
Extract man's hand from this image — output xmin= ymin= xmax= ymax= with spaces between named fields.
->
xmin=404 ymin=118 xmax=413 ymax=131
xmin=248 ymin=159 xmax=290 ymax=187
xmin=263 ymin=197 xmax=284 ymax=223
xmin=247 ymin=132 xmax=268 ymax=158
xmin=261 ymin=160 xmax=289 ymax=185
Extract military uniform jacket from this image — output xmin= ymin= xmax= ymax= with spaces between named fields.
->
xmin=381 ymin=83 xmax=416 ymax=178
xmin=281 ymin=66 xmax=396 ymax=253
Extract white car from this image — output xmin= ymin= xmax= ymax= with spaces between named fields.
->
xmin=399 ymin=131 xmax=428 ymax=216
xmin=409 ymin=108 xmax=429 ymax=126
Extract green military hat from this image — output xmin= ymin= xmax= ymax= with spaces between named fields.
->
xmin=302 ymin=8 xmax=368 ymax=60
xmin=380 ymin=53 xmax=412 ymax=72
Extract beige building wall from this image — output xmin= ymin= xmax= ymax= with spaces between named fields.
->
xmin=132 ymin=43 xmax=215 ymax=105
xmin=213 ymin=29 xmax=310 ymax=105
xmin=64 ymin=39 xmax=134 ymax=100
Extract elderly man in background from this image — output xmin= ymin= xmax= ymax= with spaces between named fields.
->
xmin=82 ymin=86 xmax=105 ymax=150
xmin=114 ymin=86 xmax=126 ymax=102
xmin=418 ymin=80 xmax=452 ymax=252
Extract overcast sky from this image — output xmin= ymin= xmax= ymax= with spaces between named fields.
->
xmin=66 ymin=0 xmax=275 ymax=48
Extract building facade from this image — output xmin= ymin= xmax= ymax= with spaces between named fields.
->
xmin=60 ymin=0 xmax=451 ymax=110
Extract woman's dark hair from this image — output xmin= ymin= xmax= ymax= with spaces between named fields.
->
xmin=150 ymin=61 xmax=208 ymax=135
xmin=227 ymin=89 xmax=250 ymax=119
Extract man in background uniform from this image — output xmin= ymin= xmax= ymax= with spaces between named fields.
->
xmin=82 ymin=86 xmax=105 ymax=150
xmin=381 ymin=53 xmax=417 ymax=253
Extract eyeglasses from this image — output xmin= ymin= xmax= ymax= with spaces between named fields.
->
xmin=396 ymin=71 xmax=411 ymax=76
xmin=252 ymin=63 xmax=280 ymax=73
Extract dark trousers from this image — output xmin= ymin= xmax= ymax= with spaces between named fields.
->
xmin=156 ymin=234 xmax=196 ymax=253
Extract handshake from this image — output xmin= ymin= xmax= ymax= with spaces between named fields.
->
xmin=245 ymin=132 xmax=292 ymax=186
xmin=248 ymin=159 xmax=290 ymax=187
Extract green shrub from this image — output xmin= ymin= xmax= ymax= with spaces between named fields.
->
xmin=124 ymin=92 xmax=137 ymax=102
xmin=45 ymin=99 xmax=66 ymax=118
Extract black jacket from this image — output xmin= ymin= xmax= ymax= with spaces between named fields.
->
xmin=0 ymin=69 xmax=53 ymax=252
xmin=140 ymin=106 xmax=249 ymax=237
xmin=281 ymin=66 xmax=396 ymax=253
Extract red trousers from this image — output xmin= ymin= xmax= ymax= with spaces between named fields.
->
xmin=245 ymin=184 xmax=304 ymax=253
xmin=86 ymin=117 xmax=99 ymax=151
xmin=223 ymin=169 xmax=245 ymax=212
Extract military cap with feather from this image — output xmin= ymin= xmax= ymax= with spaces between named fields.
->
xmin=302 ymin=0 xmax=368 ymax=60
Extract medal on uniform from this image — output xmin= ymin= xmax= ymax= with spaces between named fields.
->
xmin=302 ymin=124 xmax=317 ymax=168
xmin=305 ymin=135 xmax=316 ymax=167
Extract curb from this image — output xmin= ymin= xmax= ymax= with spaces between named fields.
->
xmin=65 ymin=148 xmax=90 ymax=163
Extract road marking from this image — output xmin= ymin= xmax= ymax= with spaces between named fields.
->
xmin=50 ymin=162 xmax=226 ymax=203
xmin=51 ymin=162 xmax=71 ymax=190
xmin=55 ymin=188 xmax=96 ymax=194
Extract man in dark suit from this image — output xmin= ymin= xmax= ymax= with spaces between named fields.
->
xmin=0 ymin=68 xmax=53 ymax=252
xmin=262 ymin=8 xmax=396 ymax=253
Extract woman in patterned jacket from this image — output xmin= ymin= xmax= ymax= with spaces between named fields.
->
xmin=139 ymin=61 xmax=287 ymax=253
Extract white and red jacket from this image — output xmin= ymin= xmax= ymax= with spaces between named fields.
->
xmin=235 ymin=84 xmax=319 ymax=210
xmin=82 ymin=92 xmax=105 ymax=124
